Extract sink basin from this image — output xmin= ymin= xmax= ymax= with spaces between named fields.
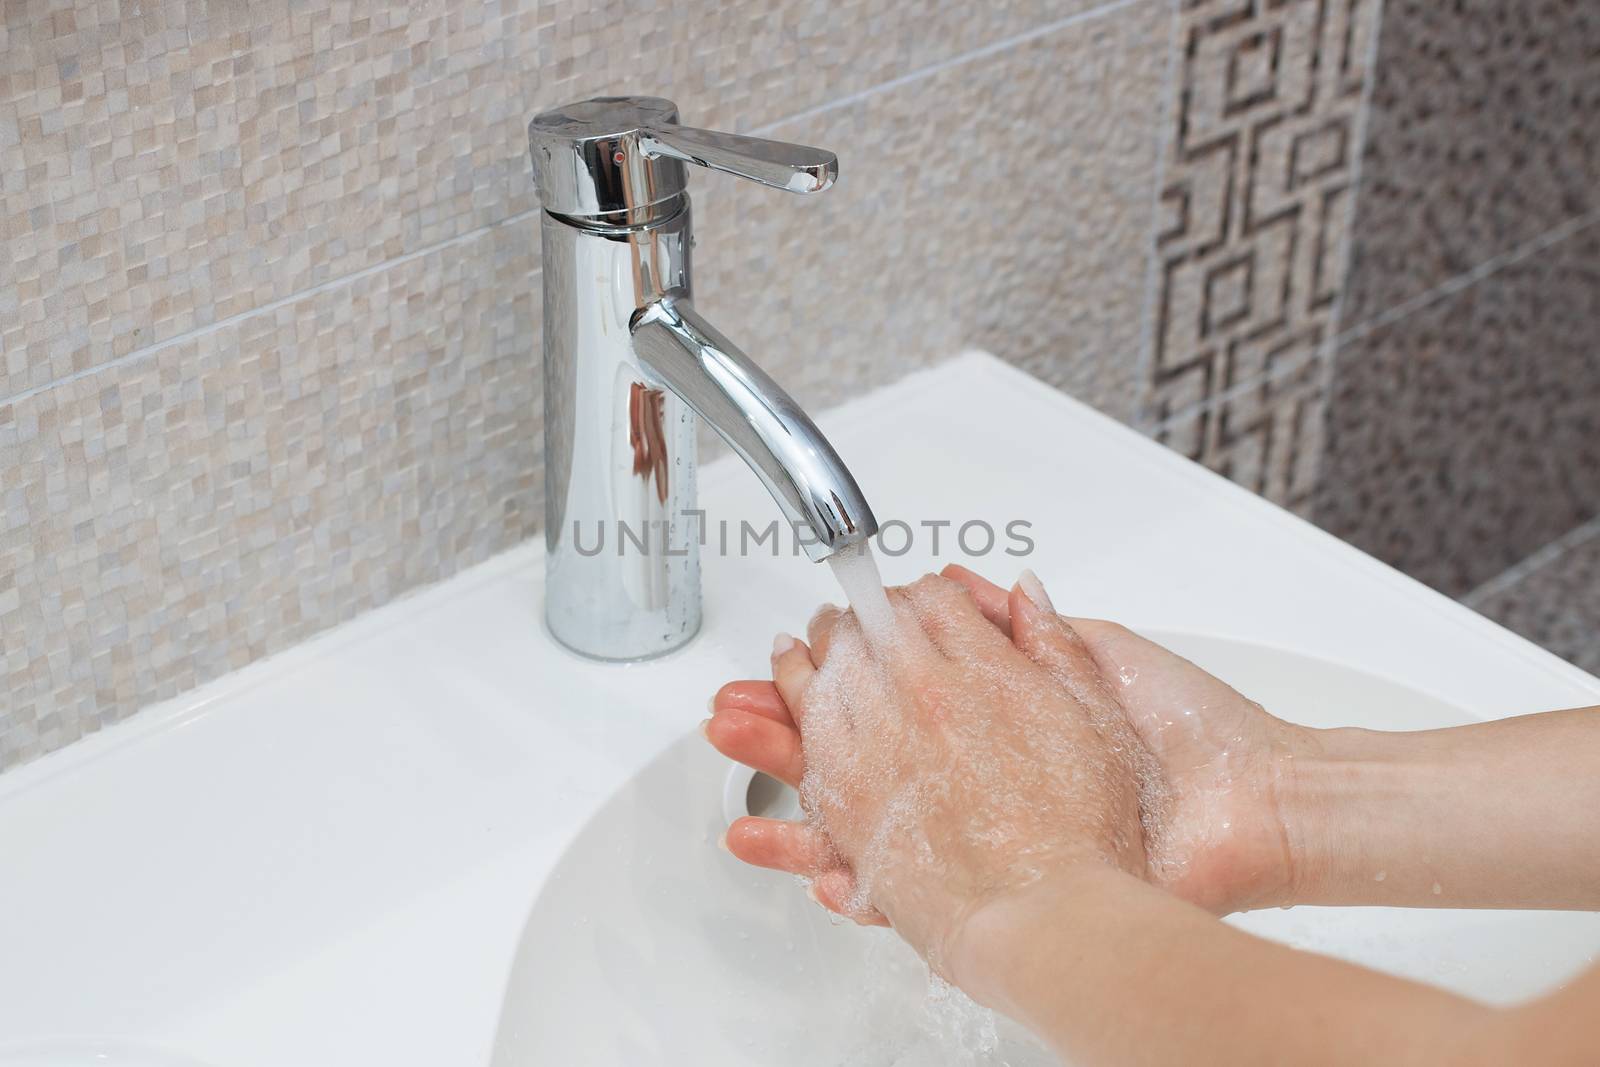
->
xmin=0 ymin=1042 xmax=212 ymax=1066
xmin=490 ymin=632 xmax=1600 ymax=1065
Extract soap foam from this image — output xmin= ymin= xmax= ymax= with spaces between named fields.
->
xmin=804 ymin=556 xmax=1168 ymax=1061
xmin=801 ymin=563 xmax=1159 ymax=936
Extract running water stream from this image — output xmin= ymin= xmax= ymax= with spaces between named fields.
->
xmin=825 ymin=541 xmax=898 ymax=646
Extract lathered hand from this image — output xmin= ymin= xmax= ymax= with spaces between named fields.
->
xmin=710 ymin=571 xmax=1156 ymax=972
xmin=939 ymin=564 xmax=1311 ymax=914
xmin=706 ymin=567 xmax=1600 ymax=1067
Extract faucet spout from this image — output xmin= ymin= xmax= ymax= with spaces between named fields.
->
xmin=631 ymin=298 xmax=877 ymax=561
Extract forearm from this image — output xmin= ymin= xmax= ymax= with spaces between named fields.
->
xmin=953 ymin=865 xmax=1488 ymax=1067
xmin=1283 ymin=707 xmax=1600 ymax=909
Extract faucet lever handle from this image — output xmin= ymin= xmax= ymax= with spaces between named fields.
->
xmin=529 ymin=96 xmax=836 ymax=221
xmin=639 ymin=125 xmax=837 ymax=195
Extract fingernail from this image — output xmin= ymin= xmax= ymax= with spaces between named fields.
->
xmin=773 ymin=632 xmax=796 ymax=657
xmin=716 ymin=831 xmax=730 ymax=853
xmin=706 ymin=693 xmax=717 ymax=714
xmin=698 ymin=717 xmax=711 ymax=739
xmin=1018 ymin=568 xmax=1055 ymax=612
xmin=804 ymin=882 xmax=820 ymax=904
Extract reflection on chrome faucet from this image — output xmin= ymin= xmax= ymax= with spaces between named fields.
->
xmin=528 ymin=96 xmax=878 ymax=660
xmin=627 ymin=382 xmax=670 ymax=505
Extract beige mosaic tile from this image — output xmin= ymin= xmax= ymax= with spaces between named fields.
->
xmin=0 ymin=0 xmax=1119 ymax=399
xmin=0 ymin=215 xmax=541 ymax=770
xmin=693 ymin=0 xmax=1171 ymax=422
xmin=1 ymin=0 xmax=1173 ymax=770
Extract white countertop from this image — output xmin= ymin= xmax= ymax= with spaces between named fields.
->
xmin=3 ymin=352 xmax=1597 ymax=1064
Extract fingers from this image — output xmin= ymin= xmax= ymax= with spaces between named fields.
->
xmin=807 ymin=601 xmax=910 ymax=671
xmin=939 ymin=563 xmax=1013 ymax=636
xmin=704 ymin=707 xmax=805 ymax=788
xmin=711 ymin=679 xmax=793 ymax=727
xmin=723 ymin=816 xmax=835 ymax=873
xmin=944 ymin=567 xmax=1127 ymax=706
xmin=810 ymin=868 xmax=891 ymax=927
xmin=721 ymin=818 xmax=891 ymax=926
xmin=900 ymin=573 xmax=1014 ymax=661
xmin=771 ymin=633 xmax=817 ymax=716
xmin=1007 ymin=570 xmax=1103 ymax=690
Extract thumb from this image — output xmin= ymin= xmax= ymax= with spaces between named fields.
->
xmin=1008 ymin=571 xmax=1107 ymax=705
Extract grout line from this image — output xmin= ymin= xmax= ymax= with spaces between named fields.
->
xmin=746 ymin=0 xmax=1150 ymax=135
xmin=1149 ymin=345 xmax=1323 ymax=435
xmin=2 ymin=0 xmax=1146 ymax=412
xmin=1129 ymin=0 xmax=1186 ymax=434
xmin=1308 ymin=0 xmax=1388 ymax=489
xmin=1150 ymin=202 xmax=1600 ymax=438
xmin=1330 ymin=207 xmax=1600 ymax=352
xmin=0 ymin=208 xmax=544 ymax=410
xmin=1462 ymin=512 xmax=1600 ymax=609
xmin=1323 ymin=0 xmax=1390 ymax=348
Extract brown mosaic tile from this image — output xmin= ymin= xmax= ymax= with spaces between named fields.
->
xmin=1143 ymin=0 xmax=1379 ymax=424
xmin=1314 ymin=223 xmax=1600 ymax=598
xmin=1342 ymin=0 xmax=1600 ymax=328
xmin=1470 ymin=522 xmax=1600 ymax=679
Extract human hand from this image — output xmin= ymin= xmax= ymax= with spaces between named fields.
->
xmin=707 ymin=571 xmax=1159 ymax=972
xmin=708 ymin=570 xmax=1600 ymax=1067
xmin=939 ymin=565 xmax=1310 ymax=914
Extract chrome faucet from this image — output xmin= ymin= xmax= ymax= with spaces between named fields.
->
xmin=527 ymin=96 xmax=878 ymax=660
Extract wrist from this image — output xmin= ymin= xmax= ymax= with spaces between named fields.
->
xmin=1170 ymin=720 xmax=1328 ymax=914
xmin=1272 ymin=725 xmax=1444 ymax=906
xmin=941 ymin=863 xmax=1122 ymax=1014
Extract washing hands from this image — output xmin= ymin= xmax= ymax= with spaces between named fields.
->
xmin=704 ymin=565 xmax=1600 ymax=1066
xmin=705 ymin=566 xmax=1304 ymax=949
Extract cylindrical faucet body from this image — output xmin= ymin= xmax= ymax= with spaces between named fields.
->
xmin=540 ymin=199 xmax=700 ymax=659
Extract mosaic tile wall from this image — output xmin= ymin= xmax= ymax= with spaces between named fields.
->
xmin=1466 ymin=515 xmax=1600 ymax=680
xmin=5 ymin=0 xmax=1591 ymax=772
xmin=1312 ymin=0 xmax=1600 ymax=672
xmin=0 ymin=0 xmax=1176 ymax=771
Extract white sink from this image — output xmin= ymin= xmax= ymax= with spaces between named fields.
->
xmin=489 ymin=633 xmax=1600 ymax=1064
xmin=0 ymin=1042 xmax=212 ymax=1067
xmin=2 ymin=354 xmax=1598 ymax=1065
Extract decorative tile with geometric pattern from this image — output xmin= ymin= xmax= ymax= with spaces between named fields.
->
xmin=1145 ymin=0 xmax=1378 ymax=428
xmin=1155 ymin=351 xmax=1326 ymax=513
